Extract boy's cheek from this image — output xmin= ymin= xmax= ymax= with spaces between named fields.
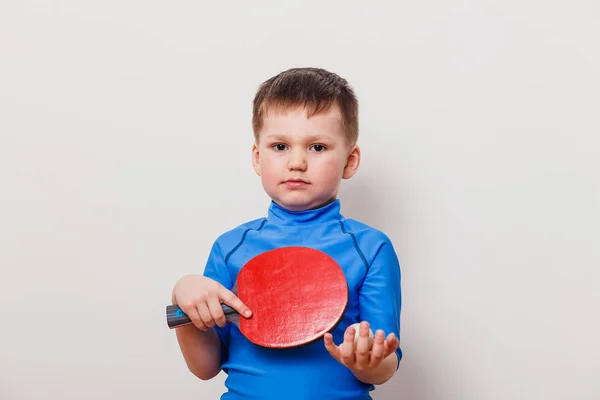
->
xmin=258 ymin=155 xmax=280 ymax=170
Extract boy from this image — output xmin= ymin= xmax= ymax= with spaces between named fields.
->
xmin=171 ymin=67 xmax=402 ymax=399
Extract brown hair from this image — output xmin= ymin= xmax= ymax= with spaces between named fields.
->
xmin=252 ymin=67 xmax=359 ymax=144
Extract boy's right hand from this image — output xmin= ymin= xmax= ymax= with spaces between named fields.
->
xmin=171 ymin=275 xmax=252 ymax=331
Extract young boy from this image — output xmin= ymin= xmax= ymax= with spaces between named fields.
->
xmin=171 ymin=67 xmax=402 ymax=399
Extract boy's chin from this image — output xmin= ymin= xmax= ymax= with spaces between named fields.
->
xmin=274 ymin=199 xmax=312 ymax=212
xmin=272 ymin=195 xmax=335 ymax=212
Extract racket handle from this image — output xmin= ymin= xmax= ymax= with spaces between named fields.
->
xmin=166 ymin=304 xmax=238 ymax=329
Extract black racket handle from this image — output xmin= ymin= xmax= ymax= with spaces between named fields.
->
xmin=166 ymin=304 xmax=238 ymax=329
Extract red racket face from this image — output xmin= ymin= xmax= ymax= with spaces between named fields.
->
xmin=237 ymin=246 xmax=348 ymax=348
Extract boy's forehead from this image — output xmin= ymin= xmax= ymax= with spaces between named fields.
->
xmin=259 ymin=104 xmax=344 ymax=138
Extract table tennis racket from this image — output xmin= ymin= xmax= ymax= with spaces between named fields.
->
xmin=166 ymin=246 xmax=348 ymax=348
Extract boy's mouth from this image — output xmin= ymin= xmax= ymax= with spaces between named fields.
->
xmin=283 ymin=178 xmax=309 ymax=188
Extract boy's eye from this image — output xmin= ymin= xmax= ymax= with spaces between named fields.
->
xmin=310 ymin=144 xmax=326 ymax=152
xmin=272 ymin=144 xmax=288 ymax=151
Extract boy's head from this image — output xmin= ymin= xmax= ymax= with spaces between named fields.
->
xmin=251 ymin=67 xmax=361 ymax=212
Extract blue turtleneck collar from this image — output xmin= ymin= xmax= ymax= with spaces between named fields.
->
xmin=267 ymin=199 xmax=343 ymax=225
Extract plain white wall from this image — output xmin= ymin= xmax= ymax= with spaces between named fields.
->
xmin=1 ymin=1 xmax=598 ymax=399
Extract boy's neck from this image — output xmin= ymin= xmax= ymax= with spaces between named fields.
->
xmin=267 ymin=199 xmax=342 ymax=226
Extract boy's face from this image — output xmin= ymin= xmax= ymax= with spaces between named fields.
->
xmin=252 ymin=104 xmax=360 ymax=212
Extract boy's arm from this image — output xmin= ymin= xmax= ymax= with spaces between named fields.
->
xmin=325 ymin=233 xmax=402 ymax=385
xmin=173 ymin=240 xmax=233 ymax=380
xmin=355 ymin=235 xmax=402 ymax=383
xmin=175 ymin=325 xmax=222 ymax=380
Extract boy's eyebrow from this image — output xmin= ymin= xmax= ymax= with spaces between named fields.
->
xmin=263 ymin=134 xmax=336 ymax=142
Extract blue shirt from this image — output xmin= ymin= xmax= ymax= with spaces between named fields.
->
xmin=202 ymin=199 xmax=402 ymax=399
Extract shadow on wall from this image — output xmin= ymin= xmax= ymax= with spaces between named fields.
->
xmin=340 ymin=174 xmax=434 ymax=400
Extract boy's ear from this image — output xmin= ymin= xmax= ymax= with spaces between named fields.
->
xmin=342 ymin=144 xmax=360 ymax=179
xmin=251 ymin=142 xmax=261 ymax=176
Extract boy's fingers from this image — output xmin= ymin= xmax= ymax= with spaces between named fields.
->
xmin=197 ymin=302 xmax=214 ymax=329
xmin=384 ymin=333 xmax=399 ymax=357
xmin=355 ymin=322 xmax=371 ymax=367
xmin=369 ymin=330 xmax=386 ymax=368
xmin=219 ymin=289 xmax=252 ymax=318
xmin=182 ymin=304 xmax=206 ymax=331
xmin=340 ymin=326 xmax=356 ymax=365
xmin=208 ymin=297 xmax=227 ymax=328
xmin=323 ymin=333 xmax=341 ymax=361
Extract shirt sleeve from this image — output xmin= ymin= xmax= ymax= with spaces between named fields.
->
xmin=358 ymin=236 xmax=403 ymax=368
xmin=201 ymin=240 xmax=233 ymax=367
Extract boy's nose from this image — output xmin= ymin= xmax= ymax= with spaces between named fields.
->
xmin=287 ymin=151 xmax=307 ymax=171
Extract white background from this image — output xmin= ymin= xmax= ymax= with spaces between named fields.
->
xmin=1 ymin=1 xmax=599 ymax=399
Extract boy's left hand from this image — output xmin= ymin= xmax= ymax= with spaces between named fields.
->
xmin=324 ymin=321 xmax=399 ymax=372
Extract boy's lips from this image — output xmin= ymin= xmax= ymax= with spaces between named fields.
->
xmin=283 ymin=179 xmax=309 ymax=188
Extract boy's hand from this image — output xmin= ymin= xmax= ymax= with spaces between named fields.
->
xmin=171 ymin=275 xmax=252 ymax=331
xmin=324 ymin=321 xmax=399 ymax=372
